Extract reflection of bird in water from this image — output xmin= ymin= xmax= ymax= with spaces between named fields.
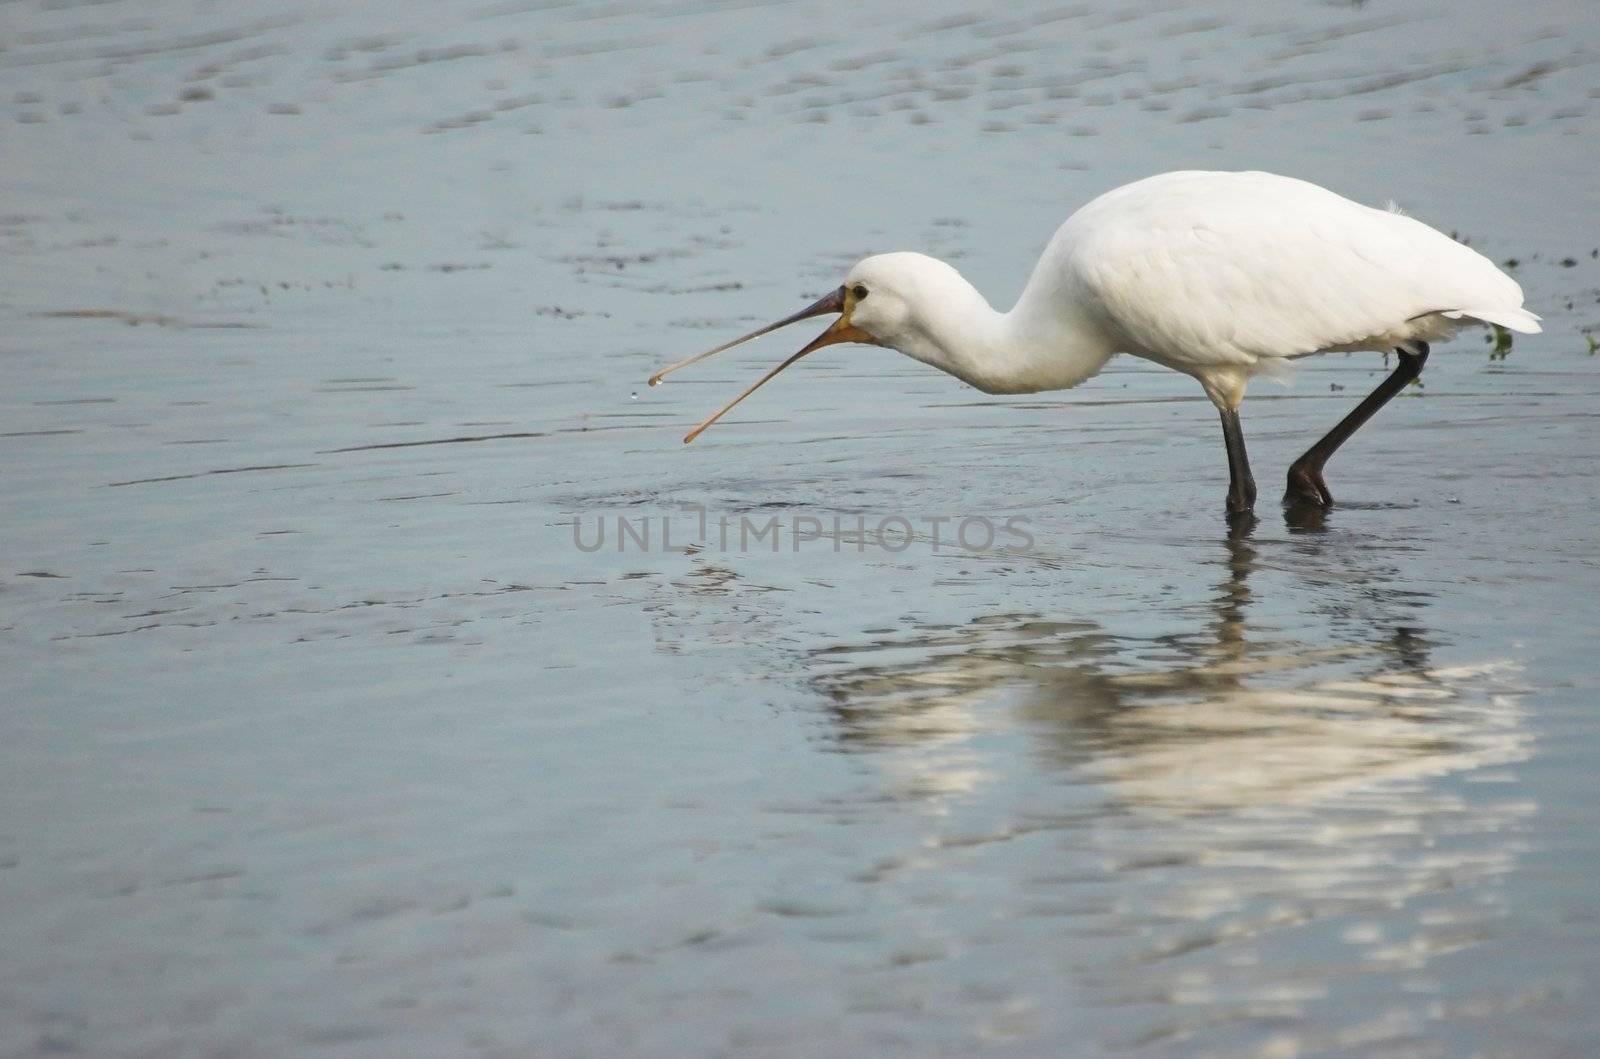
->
xmin=812 ymin=524 xmax=1529 ymax=815
xmin=1061 ymin=529 xmax=1527 ymax=813
xmin=808 ymin=524 xmax=1533 ymax=1048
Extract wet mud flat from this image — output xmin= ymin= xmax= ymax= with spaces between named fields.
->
xmin=3 ymin=0 xmax=1600 ymax=1055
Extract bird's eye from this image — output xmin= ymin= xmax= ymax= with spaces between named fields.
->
xmin=851 ymin=284 xmax=869 ymax=301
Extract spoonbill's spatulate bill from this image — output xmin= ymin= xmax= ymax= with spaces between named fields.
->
xmin=648 ymin=170 xmax=1540 ymax=517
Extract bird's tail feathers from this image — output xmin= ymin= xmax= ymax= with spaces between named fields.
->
xmin=1445 ymin=307 xmax=1543 ymax=334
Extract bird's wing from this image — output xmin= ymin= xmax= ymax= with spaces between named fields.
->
xmin=1064 ymin=174 xmax=1533 ymax=368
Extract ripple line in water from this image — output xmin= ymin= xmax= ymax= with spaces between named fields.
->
xmin=320 ymin=431 xmax=549 ymax=453
xmin=106 ymin=463 xmax=320 ymax=487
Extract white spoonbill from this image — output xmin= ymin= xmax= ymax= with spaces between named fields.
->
xmin=648 ymin=170 xmax=1540 ymax=517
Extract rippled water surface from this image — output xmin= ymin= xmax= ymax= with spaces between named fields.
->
xmin=3 ymin=1 xmax=1599 ymax=1055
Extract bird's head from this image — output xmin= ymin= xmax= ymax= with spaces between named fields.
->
xmin=648 ymin=252 xmax=954 ymax=443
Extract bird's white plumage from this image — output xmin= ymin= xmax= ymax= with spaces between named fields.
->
xmin=1056 ymin=171 xmax=1535 ymax=362
xmin=844 ymin=170 xmax=1539 ymax=409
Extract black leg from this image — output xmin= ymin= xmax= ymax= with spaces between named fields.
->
xmin=1219 ymin=407 xmax=1256 ymax=518
xmin=1285 ymin=343 xmax=1430 ymax=508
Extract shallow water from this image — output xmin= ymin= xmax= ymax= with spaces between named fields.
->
xmin=3 ymin=0 xmax=1599 ymax=1055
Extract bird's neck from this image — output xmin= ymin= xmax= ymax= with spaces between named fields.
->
xmin=897 ymin=274 xmax=1115 ymax=395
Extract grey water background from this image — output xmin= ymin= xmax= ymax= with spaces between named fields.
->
xmin=3 ymin=0 xmax=1600 ymax=1055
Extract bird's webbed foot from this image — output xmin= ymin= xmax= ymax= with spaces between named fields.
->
xmin=1283 ymin=460 xmax=1333 ymax=509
